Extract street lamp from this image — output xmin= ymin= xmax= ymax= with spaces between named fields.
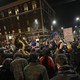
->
xmin=76 ymin=17 xmax=80 ymax=21
xmin=61 ymin=27 xmax=64 ymax=30
xmin=51 ymin=20 xmax=56 ymax=31
xmin=73 ymin=30 xmax=76 ymax=34
xmin=75 ymin=17 xmax=80 ymax=36
xmin=52 ymin=20 xmax=56 ymax=25
xmin=75 ymin=26 xmax=77 ymax=28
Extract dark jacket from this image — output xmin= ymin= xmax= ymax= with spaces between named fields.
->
xmin=40 ymin=56 xmax=55 ymax=79
xmin=10 ymin=57 xmax=28 ymax=80
xmin=24 ymin=62 xmax=49 ymax=80
xmin=0 ymin=58 xmax=14 ymax=80
xmin=51 ymin=65 xmax=80 ymax=80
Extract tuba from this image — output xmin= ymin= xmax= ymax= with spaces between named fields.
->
xmin=14 ymin=34 xmax=30 ymax=56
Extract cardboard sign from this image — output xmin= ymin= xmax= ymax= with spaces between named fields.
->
xmin=63 ymin=28 xmax=74 ymax=42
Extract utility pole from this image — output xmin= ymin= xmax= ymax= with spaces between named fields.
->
xmin=39 ymin=0 xmax=44 ymax=34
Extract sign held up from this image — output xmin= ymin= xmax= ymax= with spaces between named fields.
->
xmin=63 ymin=28 xmax=74 ymax=42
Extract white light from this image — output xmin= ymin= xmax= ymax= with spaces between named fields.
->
xmin=17 ymin=9 xmax=19 ymax=12
xmin=52 ymin=20 xmax=56 ymax=25
xmin=9 ymin=36 xmax=12 ymax=39
xmin=4 ymin=26 xmax=6 ymax=30
xmin=0 ymin=33 xmax=2 ymax=35
xmin=73 ymin=30 xmax=76 ymax=34
xmin=76 ymin=17 xmax=80 ymax=21
xmin=36 ymin=39 xmax=39 ymax=41
xmin=12 ymin=30 xmax=15 ymax=33
xmin=51 ymin=25 xmax=53 ymax=31
xmin=8 ymin=10 xmax=12 ymax=14
xmin=75 ymin=26 xmax=77 ymax=28
xmin=61 ymin=27 xmax=64 ymax=30
xmin=35 ymin=19 xmax=38 ymax=24
xmin=23 ymin=37 xmax=26 ymax=40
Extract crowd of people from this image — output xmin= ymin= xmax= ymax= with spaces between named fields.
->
xmin=0 ymin=35 xmax=80 ymax=80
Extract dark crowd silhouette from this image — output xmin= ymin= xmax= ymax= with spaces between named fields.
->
xmin=0 ymin=36 xmax=80 ymax=80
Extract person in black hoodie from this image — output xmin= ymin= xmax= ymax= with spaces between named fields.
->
xmin=51 ymin=54 xmax=80 ymax=80
xmin=0 ymin=58 xmax=14 ymax=80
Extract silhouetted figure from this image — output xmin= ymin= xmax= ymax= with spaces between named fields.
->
xmin=0 ymin=58 xmax=14 ymax=80
xmin=10 ymin=53 xmax=28 ymax=80
xmin=24 ymin=53 xmax=49 ymax=80
xmin=51 ymin=54 xmax=80 ymax=80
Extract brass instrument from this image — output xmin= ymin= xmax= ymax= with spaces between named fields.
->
xmin=14 ymin=34 xmax=30 ymax=56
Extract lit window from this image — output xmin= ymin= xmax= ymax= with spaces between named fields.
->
xmin=1 ymin=11 xmax=4 ymax=17
xmin=8 ymin=9 xmax=12 ymax=15
xmin=24 ymin=3 xmax=28 ymax=11
xmin=9 ymin=35 xmax=12 ymax=40
xmin=15 ymin=7 xmax=19 ymax=15
xmin=0 ymin=33 xmax=2 ymax=35
xmin=35 ymin=19 xmax=38 ymax=24
xmin=9 ymin=32 xmax=10 ymax=34
xmin=15 ymin=7 xmax=19 ymax=20
xmin=12 ymin=30 xmax=15 ymax=33
xmin=27 ymin=27 xmax=30 ymax=32
xmin=4 ymin=26 xmax=6 ymax=30
xmin=32 ymin=0 xmax=37 ymax=10
xmin=17 ymin=16 xmax=19 ymax=20
xmin=5 ymin=32 xmax=7 ymax=35
xmin=18 ymin=29 xmax=21 ymax=33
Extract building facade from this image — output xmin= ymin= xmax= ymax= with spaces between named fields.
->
xmin=0 ymin=0 xmax=55 ymax=40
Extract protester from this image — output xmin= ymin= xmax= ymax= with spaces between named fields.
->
xmin=0 ymin=58 xmax=14 ymax=80
xmin=10 ymin=53 xmax=28 ymax=80
xmin=39 ymin=47 xmax=55 ymax=79
xmin=76 ymin=43 xmax=80 ymax=74
xmin=24 ymin=53 xmax=49 ymax=80
xmin=0 ymin=34 xmax=80 ymax=80
xmin=0 ymin=49 xmax=5 ymax=65
xmin=51 ymin=54 xmax=80 ymax=80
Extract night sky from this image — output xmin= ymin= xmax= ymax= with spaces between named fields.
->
xmin=0 ymin=0 xmax=80 ymax=28
xmin=47 ymin=0 xmax=80 ymax=28
xmin=0 ymin=0 xmax=16 ymax=6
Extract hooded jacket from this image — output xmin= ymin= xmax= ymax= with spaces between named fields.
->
xmin=51 ymin=65 xmax=80 ymax=80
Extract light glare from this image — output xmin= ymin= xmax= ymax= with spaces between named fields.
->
xmin=76 ymin=17 xmax=80 ymax=21
xmin=35 ymin=19 xmax=38 ymax=24
xmin=52 ymin=20 xmax=56 ymax=25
